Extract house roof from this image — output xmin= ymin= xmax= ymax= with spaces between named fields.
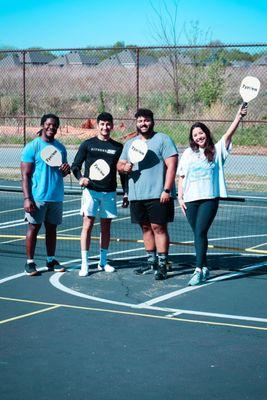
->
xmin=98 ymin=49 xmax=156 ymax=68
xmin=48 ymin=54 xmax=69 ymax=66
xmin=231 ymin=60 xmax=252 ymax=68
xmin=19 ymin=52 xmax=55 ymax=64
xmin=0 ymin=52 xmax=54 ymax=67
xmin=252 ymin=54 xmax=267 ymax=66
xmin=0 ymin=53 xmax=21 ymax=67
xmin=158 ymin=53 xmax=193 ymax=66
xmin=48 ymin=51 xmax=99 ymax=66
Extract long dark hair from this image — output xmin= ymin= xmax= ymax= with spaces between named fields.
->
xmin=189 ymin=122 xmax=215 ymax=162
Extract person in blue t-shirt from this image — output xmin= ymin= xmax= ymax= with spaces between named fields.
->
xmin=117 ymin=109 xmax=178 ymax=280
xmin=21 ymin=114 xmax=70 ymax=276
xmin=178 ymin=105 xmax=247 ymax=286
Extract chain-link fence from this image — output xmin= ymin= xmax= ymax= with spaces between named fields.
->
xmin=0 ymin=44 xmax=266 ymax=193
xmin=0 ymin=44 xmax=266 ymax=259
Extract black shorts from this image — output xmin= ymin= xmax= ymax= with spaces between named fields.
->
xmin=130 ymin=198 xmax=174 ymax=225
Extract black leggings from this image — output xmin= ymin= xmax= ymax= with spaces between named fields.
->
xmin=185 ymin=198 xmax=219 ymax=268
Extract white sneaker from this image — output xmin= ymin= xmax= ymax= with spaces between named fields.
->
xmin=97 ymin=264 xmax=115 ymax=273
xmin=79 ymin=265 xmax=89 ymax=277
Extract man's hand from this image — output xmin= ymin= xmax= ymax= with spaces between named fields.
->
xmin=122 ymin=195 xmax=129 ymax=208
xmin=160 ymin=191 xmax=171 ymax=203
xmin=123 ymin=162 xmax=133 ymax=173
xmin=24 ymin=198 xmax=36 ymax=213
xmin=60 ymin=163 xmax=71 ymax=177
xmin=79 ymin=177 xmax=90 ymax=188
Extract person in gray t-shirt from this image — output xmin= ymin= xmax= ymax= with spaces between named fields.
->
xmin=117 ymin=109 xmax=178 ymax=280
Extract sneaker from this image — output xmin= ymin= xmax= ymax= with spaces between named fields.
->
xmin=97 ymin=264 xmax=115 ymax=273
xmin=79 ymin=265 xmax=89 ymax=277
xmin=25 ymin=262 xmax=40 ymax=276
xmin=166 ymin=261 xmax=173 ymax=271
xmin=134 ymin=262 xmax=156 ymax=275
xmin=155 ymin=264 xmax=167 ymax=280
xmin=202 ymin=267 xmax=210 ymax=282
xmin=46 ymin=259 xmax=65 ymax=272
xmin=188 ymin=268 xmax=202 ymax=286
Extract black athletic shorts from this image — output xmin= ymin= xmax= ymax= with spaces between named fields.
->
xmin=130 ymin=198 xmax=174 ymax=225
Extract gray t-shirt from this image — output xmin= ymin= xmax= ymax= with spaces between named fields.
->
xmin=120 ymin=132 xmax=178 ymax=201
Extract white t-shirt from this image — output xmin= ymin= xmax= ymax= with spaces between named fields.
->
xmin=178 ymin=135 xmax=231 ymax=202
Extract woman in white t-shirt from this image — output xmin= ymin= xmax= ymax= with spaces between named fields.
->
xmin=178 ymin=105 xmax=247 ymax=286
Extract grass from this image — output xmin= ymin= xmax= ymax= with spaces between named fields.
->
xmin=225 ymin=174 xmax=267 ymax=192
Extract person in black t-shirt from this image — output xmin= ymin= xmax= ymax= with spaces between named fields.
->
xmin=71 ymin=112 xmax=126 ymax=277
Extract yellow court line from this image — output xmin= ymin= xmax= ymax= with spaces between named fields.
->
xmin=0 ymin=305 xmax=61 ymax=325
xmin=1 ymin=233 xmax=267 ymax=254
xmin=0 ymin=296 xmax=266 ymax=332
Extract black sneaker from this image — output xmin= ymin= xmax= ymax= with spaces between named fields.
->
xmin=25 ymin=262 xmax=40 ymax=276
xmin=166 ymin=261 xmax=173 ymax=271
xmin=155 ymin=265 xmax=167 ymax=280
xmin=46 ymin=259 xmax=65 ymax=272
xmin=134 ymin=262 xmax=157 ymax=275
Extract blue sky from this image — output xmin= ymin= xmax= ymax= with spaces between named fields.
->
xmin=0 ymin=0 xmax=266 ymax=49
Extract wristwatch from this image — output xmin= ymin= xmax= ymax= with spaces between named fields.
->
xmin=164 ymin=188 xmax=170 ymax=194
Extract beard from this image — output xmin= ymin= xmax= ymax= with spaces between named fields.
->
xmin=136 ymin=123 xmax=154 ymax=136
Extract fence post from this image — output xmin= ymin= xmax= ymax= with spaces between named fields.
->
xmin=22 ymin=51 xmax=26 ymax=146
xmin=136 ymin=48 xmax=140 ymax=111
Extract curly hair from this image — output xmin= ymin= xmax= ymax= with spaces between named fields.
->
xmin=40 ymin=114 xmax=60 ymax=127
xmin=189 ymin=122 xmax=215 ymax=162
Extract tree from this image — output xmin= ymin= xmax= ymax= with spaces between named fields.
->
xmin=148 ymin=1 xmax=212 ymax=114
xmin=197 ymin=60 xmax=225 ymax=108
xmin=148 ymin=0 xmax=184 ymax=113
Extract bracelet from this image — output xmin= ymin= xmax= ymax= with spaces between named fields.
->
xmin=24 ymin=197 xmax=30 ymax=200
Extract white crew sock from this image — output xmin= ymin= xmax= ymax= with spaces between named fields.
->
xmin=81 ymin=250 xmax=89 ymax=269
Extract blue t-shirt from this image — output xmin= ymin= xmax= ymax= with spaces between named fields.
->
xmin=21 ymin=137 xmax=67 ymax=202
xmin=120 ymin=132 xmax=178 ymax=201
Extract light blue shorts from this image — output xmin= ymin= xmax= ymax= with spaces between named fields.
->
xmin=80 ymin=189 xmax=117 ymax=219
xmin=25 ymin=201 xmax=63 ymax=225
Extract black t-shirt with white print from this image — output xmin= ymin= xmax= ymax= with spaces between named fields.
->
xmin=71 ymin=136 xmax=123 ymax=192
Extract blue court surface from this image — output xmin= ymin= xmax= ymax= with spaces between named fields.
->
xmin=0 ymin=188 xmax=267 ymax=400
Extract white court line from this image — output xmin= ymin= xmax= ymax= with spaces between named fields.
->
xmin=1 ymin=252 xmax=267 ymax=325
xmin=0 ymin=215 xmax=132 ymax=244
xmin=0 ymin=218 xmax=25 ymax=226
xmin=137 ymin=285 xmax=209 ymax=307
xmin=247 ymin=242 xmax=267 ymax=250
xmin=57 ymin=215 xmax=131 ymax=234
xmin=0 ymin=207 xmax=24 ymax=215
xmin=0 ymin=258 xmax=82 ymax=284
xmin=49 ymin=258 xmax=267 ymax=324
xmin=0 ymin=208 xmax=80 ymax=230
xmin=50 ymin=273 xmax=135 ymax=308
xmin=138 ymin=261 xmax=267 ymax=307
xmin=207 ymin=261 xmax=267 ymax=283
xmin=1 ymin=237 xmax=27 ymax=245
xmin=0 ymin=197 xmax=80 ymax=219
xmin=0 ymin=200 xmax=127 ymax=232
xmin=220 ymin=204 xmax=267 ymax=209
xmin=161 ymin=307 xmax=267 ymax=323
xmin=207 ymin=233 xmax=267 ymax=242
xmin=0 ymin=248 xmax=146 ymax=285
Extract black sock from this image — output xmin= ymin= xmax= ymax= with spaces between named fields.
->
xmin=146 ymin=250 xmax=157 ymax=264
xmin=158 ymin=253 xmax=167 ymax=266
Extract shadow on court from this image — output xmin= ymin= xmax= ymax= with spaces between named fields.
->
xmin=1 ymin=251 xmax=267 ymax=400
